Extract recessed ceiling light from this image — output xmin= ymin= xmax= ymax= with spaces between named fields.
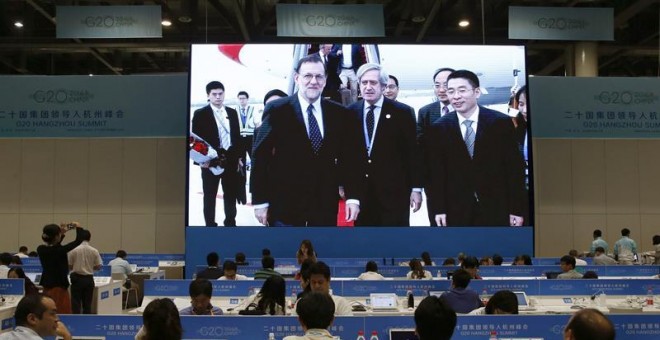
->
xmin=88 ymin=73 xmax=94 ymax=77
xmin=14 ymin=21 xmax=23 ymax=28
xmin=458 ymin=20 xmax=470 ymax=28
xmin=178 ymin=16 xmax=192 ymax=23
xmin=161 ymin=19 xmax=172 ymax=27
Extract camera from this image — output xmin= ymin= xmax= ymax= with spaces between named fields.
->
xmin=66 ymin=223 xmax=76 ymax=230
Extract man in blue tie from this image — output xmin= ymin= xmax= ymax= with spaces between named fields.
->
xmin=347 ymin=63 xmax=422 ymax=226
xmin=425 ymin=70 xmax=526 ymax=227
xmin=251 ymin=54 xmax=366 ymax=226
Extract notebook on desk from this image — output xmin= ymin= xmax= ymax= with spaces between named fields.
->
xmin=370 ymin=293 xmax=399 ymax=311
xmin=389 ymin=328 xmax=418 ymax=340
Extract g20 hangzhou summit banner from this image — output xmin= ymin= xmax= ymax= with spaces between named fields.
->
xmin=530 ymin=77 xmax=660 ymax=139
xmin=0 ymin=75 xmax=187 ymax=138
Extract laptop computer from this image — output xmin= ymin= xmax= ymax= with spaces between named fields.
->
xmin=370 ymin=293 xmax=399 ymax=311
xmin=513 ymin=291 xmax=536 ymax=311
xmin=389 ymin=328 xmax=419 ymax=340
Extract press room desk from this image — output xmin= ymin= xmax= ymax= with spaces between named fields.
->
xmin=0 ymin=297 xmax=21 ymax=334
xmin=158 ymin=261 xmax=184 ymax=279
xmin=128 ymin=270 xmax=165 ymax=306
xmin=92 ymin=278 xmax=123 ymax=315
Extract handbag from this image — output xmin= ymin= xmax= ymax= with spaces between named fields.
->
xmin=238 ymin=302 xmax=266 ymax=315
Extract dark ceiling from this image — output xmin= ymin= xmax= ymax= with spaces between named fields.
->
xmin=0 ymin=0 xmax=657 ymax=76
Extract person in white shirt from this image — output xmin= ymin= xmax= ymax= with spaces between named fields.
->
xmin=357 ymin=261 xmax=385 ymax=280
xmin=407 ymin=258 xmax=432 ymax=280
xmin=218 ymin=260 xmax=248 ymax=280
xmin=593 ymin=247 xmax=618 ymax=265
xmin=67 ymin=230 xmax=102 ymax=314
xmin=108 ymin=250 xmax=133 ymax=276
xmin=0 ymin=253 xmax=11 ymax=279
xmin=569 ymin=249 xmax=588 ymax=266
xmin=15 ymin=246 xmax=29 ymax=259
xmin=294 ymin=261 xmax=352 ymax=316
xmin=0 ymin=294 xmax=72 ymax=340
xmin=284 ymin=292 xmax=336 ymax=340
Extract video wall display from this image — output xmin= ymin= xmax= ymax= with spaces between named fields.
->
xmin=187 ymin=43 xmax=530 ymax=227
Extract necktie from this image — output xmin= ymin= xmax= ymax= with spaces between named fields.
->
xmin=219 ymin=116 xmax=231 ymax=150
xmin=323 ymin=54 xmax=328 ymax=65
xmin=463 ymin=119 xmax=475 ymax=158
xmin=240 ymin=108 xmax=246 ymax=126
xmin=441 ymin=105 xmax=449 ymax=116
xmin=366 ymin=105 xmax=375 ymax=146
xmin=307 ymin=105 xmax=323 ymax=154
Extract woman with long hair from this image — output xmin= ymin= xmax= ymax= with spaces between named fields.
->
xmin=296 ymin=239 xmax=317 ymax=265
xmin=238 ymin=276 xmax=286 ymax=315
xmin=135 ymin=298 xmax=183 ymax=340
xmin=37 ymin=221 xmax=85 ymax=314
xmin=420 ymin=251 xmax=435 ymax=266
xmin=8 ymin=267 xmax=39 ymax=296
xmin=407 ymin=258 xmax=432 ymax=280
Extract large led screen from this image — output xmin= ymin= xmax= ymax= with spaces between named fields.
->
xmin=188 ymin=44 xmax=531 ymax=227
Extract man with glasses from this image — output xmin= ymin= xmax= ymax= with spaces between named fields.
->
xmin=417 ymin=67 xmax=455 ymax=225
xmin=383 ymin=75 xmax=400 ymax=101
xmin=0 ymin=294 xmax=73 ymax=340
xmin=425 ymin=70 xmax=526 ymax=227
xmin=251 ymin=54 xmax=366 ymax=226
xmin=348 ymin=63 xmax=422 ymax=226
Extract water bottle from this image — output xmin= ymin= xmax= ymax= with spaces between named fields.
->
xmin=369 ymin=331 xmax=379 ymax=340
xmin=268 ymin=332 xmax=275 ymax=340
xmin=437 ymin=270 xmax=442 ymax=279
xmin=647 ymin=289 xmax=654 ymax=306
xmin=489 ymin=330 xmax=497 ymax=339
xmin=356 ymin=330 xmax=366 ymax=340
xmin=481 ymin=288 xmax=489 ymax=305
xmin=290 ymin=288 xmax=297 ymax=309
xmin=407 ymin=290 xmax=414 ymax=309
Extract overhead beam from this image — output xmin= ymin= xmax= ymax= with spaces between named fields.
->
xmin=416 ymin=0 xmax=442 ymax=42
xmin=24 ymin=0 xmax=121 ymax=75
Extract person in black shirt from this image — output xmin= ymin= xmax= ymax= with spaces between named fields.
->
xmin=37 ymin=222 xmax=85 ymax=314
xmin=196 ymin=252 xmax=223 ymax=280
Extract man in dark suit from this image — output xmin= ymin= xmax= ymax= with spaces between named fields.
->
xmin=250 ymin=54 xmax=366 ymax=226
xmin=348 ymin=63 xmax=422 ymax=226
xmin=425 ymin=70 xmax=526 ymax=227
xmin=417 ymin=67 xmax=454 ymax=226
xmin=192 ymin=81 xmax=243 ymax=226
xmin=315 ymin=44 xmax=342 ymax=103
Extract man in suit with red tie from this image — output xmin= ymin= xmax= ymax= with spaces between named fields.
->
xmin=425 ymin=70 xmax=526 ymax=227
xmin=192 ymin=81 xmax=242 ymax=226
xmin=251 ymin=54 xmax=365 ymax=226
xmin=348 ymin=63 xmax=422 ymax=226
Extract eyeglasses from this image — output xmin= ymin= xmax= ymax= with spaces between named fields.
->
xmin=446 ymin=87 xmax=474 ymax=96
xmin=385 ymin=84 xmax=398 ymax=90
xmin=301 ymin=74 xmax=326 ymax=82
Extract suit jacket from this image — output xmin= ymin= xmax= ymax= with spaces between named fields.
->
xmin=191 ymin=105 xmax=241 ymax=176
xmin=417 ymin=101 xmax=444 ymax=187
xmin=315 ymin=52 xmax=342 ymax=101
xmin=250 ymin=95 xmax=366 ymax=225
xmin=425 ymin=106 xmax=526 ymax=226
xmin=348 ymin=98 xmax=422 ymax=210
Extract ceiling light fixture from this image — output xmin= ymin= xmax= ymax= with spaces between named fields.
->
xmin=458 ymin=20 xmax=470 ymax=28
xmin=178 ymin=16 xmax=192 ymax=23
xmin=14 ymin=21 xmax=24 ymax=28
xmin=161 ymin=19 xmax=172 ymax=27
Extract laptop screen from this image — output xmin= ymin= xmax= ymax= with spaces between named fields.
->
xmin=514 ymin=291 xmax=528 ymax=306
xmin=370 ymin=293 xmax=398 ymax=309
xmin=389 ymin=329 xmax=418 ymax=340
